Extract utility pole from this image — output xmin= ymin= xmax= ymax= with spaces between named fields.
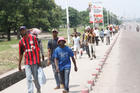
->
xmin=107 ymin=10 xmax=109 ymax=25
xmin=66 ymin=0 xmax=70 ymax=44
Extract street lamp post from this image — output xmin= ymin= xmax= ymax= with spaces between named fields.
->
xmin=66 ymin=0 xmax=70 ymax=45
xmin=107 ymin=10 xmax=109 ymax=25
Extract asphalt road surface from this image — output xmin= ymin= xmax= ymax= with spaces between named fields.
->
xmin=93 ymin=23 xmax=140 ymax=93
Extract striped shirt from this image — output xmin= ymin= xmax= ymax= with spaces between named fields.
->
xmin=19 ymin=34 xmax=40 ymax=65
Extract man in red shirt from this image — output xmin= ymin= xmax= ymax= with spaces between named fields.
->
xmin=18 ymin=26 xmax=41 ymax=93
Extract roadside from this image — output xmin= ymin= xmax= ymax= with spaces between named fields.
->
xmin=91 ymin=30 xmax=122 ymax=93
xmin=0 ymin=32 xmax=119 ymax=93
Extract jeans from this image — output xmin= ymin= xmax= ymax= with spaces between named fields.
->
xmin=59 ymin=69 xmax=70 ymax=91
xmin=95 ymin=36 xmax=99 ymax=46
xmin=106 ymin=36 xmax=110 ymax=45
xmin=51 ymin=60 xmax=61 ymax=87
xmin=88 ymin=43 xmax=95 ymax=58
xmin=25 ymin=64 xmax=40 ymax=93
xmin=100 ymin=36 xmax=104 ymax=43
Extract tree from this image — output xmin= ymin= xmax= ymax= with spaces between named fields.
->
xmin=0 ymin=0 xmax=63 ymax=40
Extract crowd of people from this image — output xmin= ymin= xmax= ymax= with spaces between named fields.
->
xmin=18 ymin=25 xmax=119 ymax=93
xmin=71 ymin=25 xmax=119 ymax=60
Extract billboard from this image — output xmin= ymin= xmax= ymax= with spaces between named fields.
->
xmin=93 ymin=2 xmax=103 ymax=23
xmin=89 ymin=2 xmax=103 ymax=23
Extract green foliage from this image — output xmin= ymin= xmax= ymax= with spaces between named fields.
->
xmin=0 ymin=0 xmax=62 ymax=40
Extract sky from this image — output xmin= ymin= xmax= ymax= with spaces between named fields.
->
xmin=55 ymin=0 xmax=140 ymax=19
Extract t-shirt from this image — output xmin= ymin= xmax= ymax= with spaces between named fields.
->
xmin=73 ymin=36 xmax=80 ymax=47
xmin=54 ymin=46 xmax=74 ymax=71
xmin=19 ymin=34 xmax=40 ymax=65
xmin=104 ymin=30 xmax=110 ymax=37
xmin=94 ymin=30 xmax=100 ymax=37
xmin=47 ymin=38 xmax=58 ymax=59
xmin=83 ymin=32 xmax=88 ymax=41
xmin=100 ymin=31 xmax=104 ymax=37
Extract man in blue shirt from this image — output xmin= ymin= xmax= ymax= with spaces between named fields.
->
xmin=54 ymin=37 xmax=78 ymax=93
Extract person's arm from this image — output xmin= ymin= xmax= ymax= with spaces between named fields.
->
xmin=71 ymin=56 xmax=78 ymax=72
xmin=73 ymin=38 xmax=74 ymax=46
xmin=47 ymin=40 xmax=51 ymax=66
xmin=47 ymin=48 xmax=51 ymax=66
xmin=18 ymin=42 xmax=24 ymax=71
xmin=54 ymin=49 xmax=59 ymax=72
xmin=39 ymin=40 xmax=44 ymax=61
xmin=18 ymin=54 xmax=23 ymax=71
xmin=69 ymin=48 xmax=78 ymax=72
xmin=55 ymin=58 xmax=59 ymax=72
xmin=79 ymin=38 xmax=82 ymax=48
xmin=82 ymin=33 xmax=85 ymax=42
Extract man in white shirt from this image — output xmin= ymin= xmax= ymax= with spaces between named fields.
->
xmin=104 ymin=27 xmax=110 ymax=45
xmin=73 ymin=34 xmax=81 ymax=59
xmin=94 ymin=27 xmax=100 ymax=46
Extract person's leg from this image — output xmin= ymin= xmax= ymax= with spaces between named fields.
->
xmin=108 ymin=37 xmax=110 ymax=45
xmin=25 ymin=65 xmax=34 ymax=93
xmin=88 ymin=43 xmax=93 ymax=60
xmin=59 ymin=70 xmax=65 ymax=87
xmin=97 ymin=36 xmax=99 ymax=46
xmin=92 ymin=43 xmax=96 ymax=58
xmin=101 ymin=37 xmax=103 ymax=43
xmin=73 ymin=46 xmax=77 ymax=59
xmin=64 ymin=69 xmax=70 ymax=92
xmin=51 ymin=61 xmax=60 ymax=89
xmin=106 ymin=36 xmax=109 ymax=45
xmin=77 ymin=46 xmax=81 ymax=58
xmin=95 ymin=37 xmax=97 ymax=46
xmin=103 ymin=37 xmax=104 ymax=43
xmin=31 ymin=64 xmax=41 ymax=93
xmin=86 ymin=44 xmax=90 ymax=58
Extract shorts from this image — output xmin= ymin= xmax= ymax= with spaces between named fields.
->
xmin=73 ymin=45 xmax=80 ymax=52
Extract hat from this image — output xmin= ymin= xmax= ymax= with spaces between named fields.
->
xmin=57 ymin=37 xmax=66 ymax=44
xmin=85 ymin=26 xmax=90 ymax=30
xmin=20 ymin=26 xmax=26 ymax=31
xmin=52 ymin=29 xmax=58 ymax=33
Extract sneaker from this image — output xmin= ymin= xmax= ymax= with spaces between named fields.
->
xmin=93 ymin=55 xmax=96 ymax=58
xmin=54 ymin=86 xmax=60 ymax=90
xmin=60 ymin=84 xmax=64 ymax=88
xmin=90 ymin=58 xmax=93 ymax=60
xmin=37 ymin=89 xmax=41 ymax=93
xmin=63 ymin=90 xmax=68 ymax=93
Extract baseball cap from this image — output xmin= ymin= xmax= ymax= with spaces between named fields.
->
xmin=52 ymin=29 xmax=58 ymax=33
xmin=20 ymin=26 xmax=26 ymax=31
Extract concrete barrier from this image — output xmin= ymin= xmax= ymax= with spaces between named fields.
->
xmin=0 ymin=60 xmax=47 ymax=91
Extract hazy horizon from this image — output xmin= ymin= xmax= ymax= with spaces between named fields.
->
xmin=55 ymin=0 xmax=140 ymax=19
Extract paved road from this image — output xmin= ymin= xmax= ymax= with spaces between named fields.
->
xmin=92 ymin=23 xmax=140 ymax=93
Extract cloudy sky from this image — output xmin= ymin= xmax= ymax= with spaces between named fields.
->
xmin=55 ymin=0 xmax=140 ymax=19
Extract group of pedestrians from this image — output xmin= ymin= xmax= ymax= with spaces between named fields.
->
xmin=47 ymin=29 xmax=78 ymax=93
xmin=18 ymin=26 xmax=77 ymax=93
xmin=18 ymin=24 xmax=119 ymax=93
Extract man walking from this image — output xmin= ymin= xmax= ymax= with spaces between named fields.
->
xmin=31 ymin=30 xmax=44 ymax=61
xmin=18 ymin=26 xmax=41 ymax=93
xmin=73 ymin=33 xmax=81 ymax=59
xmin=87 ymin=28 xmax=96 ymax=60
xmin=94 ymin=27 xmax=100 ymax=46
xmin=104 ymin=27 xmax=110 ymax=45
xmin=47 ymin=29 xmax=63 ymax=89
xmin=54 ymin=37 xmax=78 ymax=93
